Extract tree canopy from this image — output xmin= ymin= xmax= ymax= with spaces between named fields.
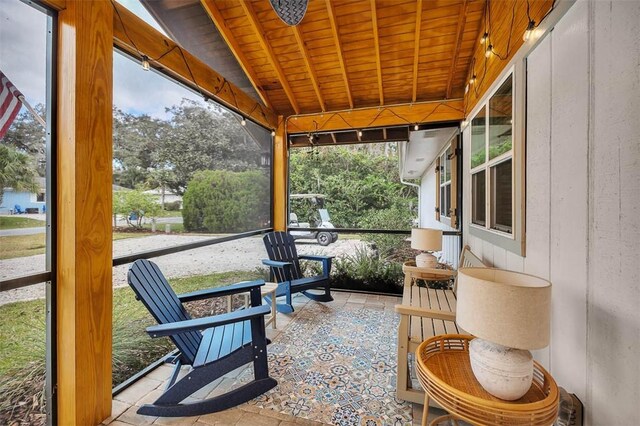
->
xmin=112 ymin=100 xmax=268 ymax=194
xmin=289 ymin=145 xmax=417 ymax=229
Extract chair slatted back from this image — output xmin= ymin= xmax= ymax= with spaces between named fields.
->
xmin=128 ymin=259 xmax=202 ymax=365
xmin=453 ymin=245 xmax=487 ymax=294
xmin=263 ymin=232 xmax=304 ymax=281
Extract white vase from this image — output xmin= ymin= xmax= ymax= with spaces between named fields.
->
xmin=469 ymin=338 xmax=534 ymax=400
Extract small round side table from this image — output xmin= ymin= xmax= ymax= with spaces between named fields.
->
xmin=416 ymin=334 xmax=559 ymax=426
xmin=230 ymin=282 xmax=279 ymax=329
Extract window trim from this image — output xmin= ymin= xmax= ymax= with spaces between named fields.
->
xmin=465 ymin=64 xmax=526 ymax=256
xmin=435 ymin=132 xmax=460 ymax=229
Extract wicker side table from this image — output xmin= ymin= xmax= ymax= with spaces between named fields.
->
xmin=416 ymin=334 xmax=559 ymax=426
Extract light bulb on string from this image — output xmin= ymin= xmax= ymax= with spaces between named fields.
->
xmin=271 ymin=130 xmax=276 ymax=137
xmin=469 ymin=74 xmax=477 ymax=85
xmin=485 ymin=44 xmax=493 ymax=58
xmin=240 ymin=117 xmax=247 ymax=126
xmin=480 ymin=32 xmax=488 ymax=45
xmin=357 ymin=129 xmax=363 ymax=137
xmin=141 ymin=55 xmax=150 ymax=71
xmin=523 ymin=20 xmax=536 ymax=42
xmin=413 ymin=124 xmax=419 ymax=131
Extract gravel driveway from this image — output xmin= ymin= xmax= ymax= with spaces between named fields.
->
xmin=0 ymin=234 xmax=365 ymax=306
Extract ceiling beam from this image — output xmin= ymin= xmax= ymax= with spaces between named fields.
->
xmin=370 ymin=0 xmax=384 ymax=105
xmin=446 ymin=0 xmax=469 ymax=99
xmin=111 ymin=2 xmax=277 ymax=129
xmin=325 ymin=0 xmax=354 ymax=109
xmin=292 ymin=26 xmax=326 ymax=112
xmin=239 ymin=0 xmax=300 ymax=114
xmin=411 ymin=0 xmax=423 ymax=103
xmin=200 ymin=0 xmax=272 ymax=109
xmin=287 ymin=99 xmax=464 ymax=134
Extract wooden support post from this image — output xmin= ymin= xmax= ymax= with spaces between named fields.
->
xmin=57 ymin=1 xmax=113 ymax=424
xmin=273 ymin=117 xmax=287 ymax=231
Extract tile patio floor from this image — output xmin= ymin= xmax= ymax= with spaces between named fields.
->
xmin=105 ymin=291 xmax=449 ymax=426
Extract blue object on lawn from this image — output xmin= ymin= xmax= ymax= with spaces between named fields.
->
xmin=14 ymin=204 xmax=25 ymax=214
xmin=127 ymin=259 xmax=277 ymax=417
xmin=262 ymin=231 xmax=334 ymax=314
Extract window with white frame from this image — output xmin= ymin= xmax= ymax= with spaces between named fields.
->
xmin=439 ymin=146 xmax=452 ymax=218
xmin=470 ymin=73 xmax=513 ymax=234
xmin=435 ymin=136 xmax=459 ymax=229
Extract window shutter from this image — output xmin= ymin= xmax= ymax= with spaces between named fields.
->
xmin=435 ymin=157 xmax=441 ymax=221
xmin=450 ymin=136 xmax=459 ymax=229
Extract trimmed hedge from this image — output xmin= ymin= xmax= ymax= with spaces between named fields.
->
xmin=182 ymin=170 xmax=270 ymax=232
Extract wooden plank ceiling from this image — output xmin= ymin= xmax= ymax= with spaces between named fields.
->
xmin=199 ymin=0 xmax=486 ymax=117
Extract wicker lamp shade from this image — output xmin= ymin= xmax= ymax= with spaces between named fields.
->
xmin=410 ymin=228 xmax=442 ymax=252
xmin=456 ymin=268 xmax=551 ymax=350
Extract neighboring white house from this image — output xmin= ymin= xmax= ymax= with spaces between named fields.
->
xmin=401 ymin=2 xmax=640 ymax=424
xmin=143 ymin=187 xmax=182 ymax=209
xmin=0 ymin=177 xmax=46 ymax=214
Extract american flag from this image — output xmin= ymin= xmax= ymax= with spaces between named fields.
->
xmin=0 ymin=70 xmax=24 ymax=140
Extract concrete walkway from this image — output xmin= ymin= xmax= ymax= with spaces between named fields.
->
xmin=0 ymin=226 xmax=46 ymax=237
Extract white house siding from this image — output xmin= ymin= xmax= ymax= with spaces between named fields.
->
xmin=419 ymin=162 xmax=459 ymax=268
xmin=462 ymin=1 xmax=639 ymax=424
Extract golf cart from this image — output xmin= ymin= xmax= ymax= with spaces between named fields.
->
xmin=288 ymin=194 xmax=338 ymax=246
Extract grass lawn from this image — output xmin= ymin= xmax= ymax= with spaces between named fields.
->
xmin=0 ymin=232 xmax=150 ymax=260
xmin=0 ymin=269 xmax=262 ymax=415
xmin=0 ymin=216 xmax=45 ymax=230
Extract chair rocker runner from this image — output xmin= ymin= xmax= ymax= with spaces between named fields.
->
xmin=262 ymin=231 xmax=333 ymax=313
xmin=127 ymin=259 xmax=277 ymax=417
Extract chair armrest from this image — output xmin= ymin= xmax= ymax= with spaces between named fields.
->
xmin=394 ymin=304 xmax=457 ymax=322
xmin=298 ymin=255 xmax=335 ymax=261
xmin=298 ymin=255 xmax=332 ymax=276
xmin=177 ymin=280 xmax=264 ymax=303
xmin=146 ymin=305 xmax=271 ymax=338
xmin=261 ymin=259 xmax=291 ymax=268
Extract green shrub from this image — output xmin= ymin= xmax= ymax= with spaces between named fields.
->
xmin=359 ymin=204 xmax=413 ymax=257
xmin=163 ymin=200 xmax=181 ymax=211
xmin=182 ymin=170 xmax=270 ymax=233
xmin=299 ymin=246 xmax=403 ymax=294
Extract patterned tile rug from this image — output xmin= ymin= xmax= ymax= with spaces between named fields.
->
xmin=235 ymin=300 xmax=413 ymax=425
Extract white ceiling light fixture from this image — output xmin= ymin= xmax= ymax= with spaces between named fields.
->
xmin=269 ymin=0 xmax=309 ymax=26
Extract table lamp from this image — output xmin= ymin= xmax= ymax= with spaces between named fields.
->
xmin=410 ymin=228 xmax=442 ymax=268
xmin=456 ymin=267 xmax=551 ymax=400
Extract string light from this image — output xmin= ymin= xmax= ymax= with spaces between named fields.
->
xmin=357 ymin=130 xmax=363 ymax=137
xmin=413 ymin=124 xmax=419 ymax=131
xmin=523 ymin=20 xmax=536 ymax=42
xmin=271 ymin=130 xmax=276 ymax=137
xmin=141 ymin=55 xmax=150 ymax=71
xmin=469 ymin=74 xmax=477 ymax=85
xmin=480 ymin=32 xmax=489 ymax=45
xmin=485 ymin=44 xmax=493 ymax=58
xmin=240 ymin=117 xmax=247 ymax=126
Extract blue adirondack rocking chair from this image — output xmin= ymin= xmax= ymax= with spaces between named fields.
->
xmin=13 ymin=204 xmax=25 ymax=214
xmin=262 ymin=231 xmax=333 ymax=313
xmin=127 ymin=259 xmax=277 ymax=417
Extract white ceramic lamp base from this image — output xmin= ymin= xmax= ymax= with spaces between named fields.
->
xmin=416 ymin=252 xmax=438 ymax=268
xmin=469 ymin=338 xmax=534 ymax=400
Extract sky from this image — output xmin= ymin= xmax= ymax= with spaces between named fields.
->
xmin=0 ymin=0 xmax=205 ymax=120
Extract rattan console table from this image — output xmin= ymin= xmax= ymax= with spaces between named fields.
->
xmin=416 ymin=334 xmax=559 ymax=426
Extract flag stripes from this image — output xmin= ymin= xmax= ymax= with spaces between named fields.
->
xmin=0 ymin=70 xmax=24 ymax=139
